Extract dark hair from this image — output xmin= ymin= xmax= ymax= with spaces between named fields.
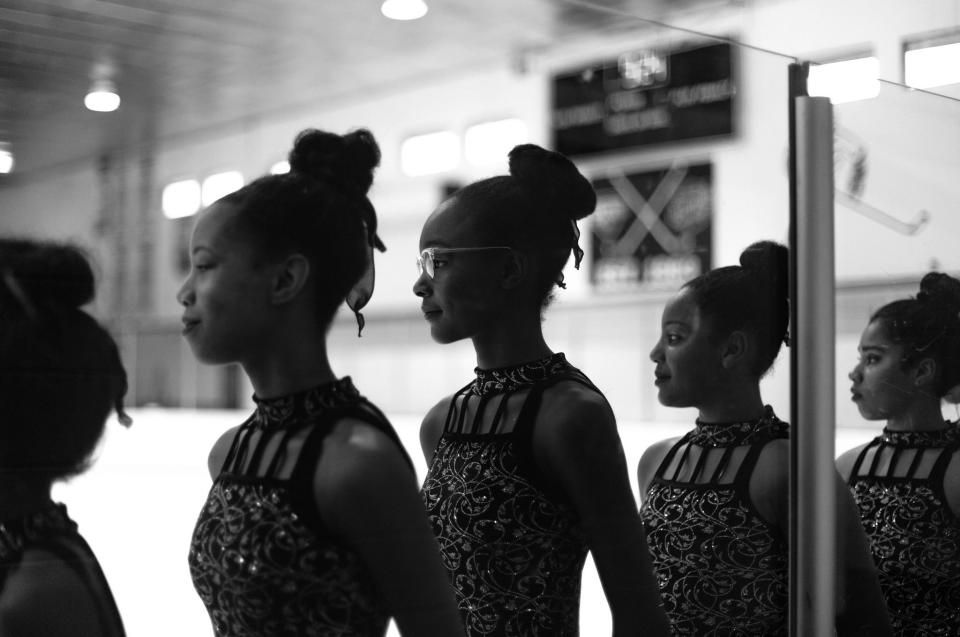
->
xmin=683 ymin=240 xmax=790 ymax=376
xmin=219 ymin=128 xmax=382 ymax=328
xmin=450 ymin=144 xmax=596 ymax=308
xmin=870 ymin=272 xmax=960 ymax=399
xmin=0 ymin=239 xmax=129 ymax=483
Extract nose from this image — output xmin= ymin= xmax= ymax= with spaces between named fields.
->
xmin=176 ymin=276 xmax=194 ymax=307
xmin=649 ymin=339 xmax=664 ymax=363
xmin=412 ymin=268 xmax=431 ymax=298
xmin=848 ymin=364 xmax=861 ymax=382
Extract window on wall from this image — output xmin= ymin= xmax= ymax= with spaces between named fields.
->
xmin=807 ymin=54 xmax=880 ymax=104
xmin=905 ymin=31 xmax=960 ymax=89
xmin=162 ymin=179 xmax=201 ymax=219
xmin=464 ymin=118 xmax=529 ymax=165
xmin=201 ymin=171 xmax=244 ymax=206
xmin=400 ymin=131 xmax=459 ymax=176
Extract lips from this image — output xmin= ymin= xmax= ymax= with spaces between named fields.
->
xmin=850 ymin=389 xmax=862 ymax=402
xmin=182 ymin=317 xmax=201 ymax=335
xmin=421 ymin=306 xmax=442 ymax=321
xmin=654 ymin=370 xmax=670 ymax=385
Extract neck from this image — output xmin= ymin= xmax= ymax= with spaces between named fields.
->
xmin=243 ymin=324 xmax=336 ymax=400
xmin=471 ymin=310 xmax=552 ymax=370
xmin=697 ymin=380 xmax=766 ymax=423
xmin=0 ymin=476 xmax=52 ymax=520
xmin=885 ymin=398 xmax=946 ymax=432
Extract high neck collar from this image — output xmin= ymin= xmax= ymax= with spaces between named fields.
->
xmin=471 ymin=352 xmax=570 ymax=397
xmin=690 ymin=406 xmax=787 ymax=447
xmin=1 ymin=500 xmax=74 ymax=561
xmin=881 ymin=421 xmax=960 ymax=447
xmin=253 ymin=377 xmax=360 ymax=428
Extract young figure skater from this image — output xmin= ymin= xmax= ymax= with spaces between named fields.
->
xmin=413 ymin=144 xmax=670 ymax=637
xmin=179 ymin=128 xmax=464 ymax=637
xmin=0 ymin=239 xmax=129 ymax=637
xmin=837 ymin=272 xmax=960 ymax=635
xmin=638 ymin=241 xmax=892 ymax=636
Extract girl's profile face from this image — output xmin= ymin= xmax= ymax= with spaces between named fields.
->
xmin=412 ymin=197 xmax=511 ymax=344
xmin=849 ymin=319 xmax=918 ymax=421
xmin=649 ymin=287 xmax=727 ymax=409
xmin=177 ymin=202 xmax=277 ymax=364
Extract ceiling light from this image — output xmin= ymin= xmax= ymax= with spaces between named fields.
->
xmin=201 ymin=171 xmax=244 ymax=206
xmin=269 ymin=160 xmax=290 ymax=174
xmin=807 ymin=56 xmax=879 ymax=104
xmin=381 ymin=0 xmax=427 ymax=21
xmin=0 ymin=143 xmax=13 ymax=174
xmin=162 ymin=180 xmax=201 ymax=219
xmin=84 ymin=78 xmax=121 ymax=112
xmin=905 ymin=42 xmax=960 ymax=89
xmin=400 ymin=131 xmax=459 ymax=176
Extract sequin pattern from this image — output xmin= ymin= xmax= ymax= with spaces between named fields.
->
xmin=640 ymin=413 xmax=789 ymax=636
xmin=849 ymin=424 xmax=960 ymax=636
xmin=422 ymin=436 xmax=588 ymax=636
xmin=188 ymin=377 xmax=394 ymax=637
xmin=189 ymin=479 xmax=386 ymax=637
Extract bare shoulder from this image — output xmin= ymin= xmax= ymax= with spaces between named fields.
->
xmin=314 ymin=418 xmax=418 ymax=533
xmin=207 ymin=424 xmax=244 ymax=479
xmin=836 ymin=443 xmax=869 ymax=482
xmin=0 ymin=548 xmax=105 ymax=636
xmin=538 ymin=380 xmax=616 ymax=438
xmin=637 ymin=437 xmax=682 ymax=498
xmin=420 ymin=394 xmax=454 ymax=464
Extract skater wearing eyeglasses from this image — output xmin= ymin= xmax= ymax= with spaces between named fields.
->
xmin=413 ymin=144 xmax=669 ymax=637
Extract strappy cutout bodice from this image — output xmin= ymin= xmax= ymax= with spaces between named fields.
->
xmin=640 ymin=407 xmax=790 ymax=636
xmin=189 ymin=377 xmax=409 ymax=637
xmin=847 ymin=422 xmax=960 ymax=636
xmin=421 ymin=353 xmax=599 ymax=637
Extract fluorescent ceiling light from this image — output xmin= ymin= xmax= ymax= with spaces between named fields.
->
xmin=465 ymin=119 xmax=529 ymax=165
xmin=808 ymin=56 xmax=880 ymax=104
xmin=0 ymin=143 xmax=12 ymax=174
xmin=381 ymin=0 xmax=427 ymax=20
xmin=905 ymin=42 xmax=960 ymax=89
xmin=270 ymin=160 xmax=290 ymax=174
xmin=162 ymin=180 xmax=201 ymax=219
xmin=201 ymin=171 xmax=244 ymax=207
xmin=84 ymin=78 xmax=121 ymax=112
xmin=401 ymin=131 xmax=459 ymax=176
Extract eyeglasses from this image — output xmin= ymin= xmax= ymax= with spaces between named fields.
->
xmin=416 ymin=246 xmax=513 ymax=279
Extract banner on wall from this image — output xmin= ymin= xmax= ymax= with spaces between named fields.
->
xmin=590 ymin=162 xmax=712 ymax=292
xmin=552 ymin=42 xmax=735 ymax=157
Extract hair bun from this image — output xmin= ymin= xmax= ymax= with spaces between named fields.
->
xmin=917 ymin=272 xmax=960 ymax=313
xmin=508 ymin=144 xmax=596 ymax=221
xmin=740 ymin=241 xmax=789 ymax=287
xmin=1 ymin=240 xmax=94 ymax=309
xmin=288 ymin=128 xmax=381 ymax=196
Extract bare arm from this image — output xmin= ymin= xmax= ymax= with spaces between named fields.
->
xmin=636 ymin=439 xmax=678 ymax=504
xmin=751 ymin=443 xmax=892 ymax=636
xmin=419 ymin=398 xmax=451 ymax=467
xmin=835 ymin=445 xmax=867 ymax=483
xmin=535 ymin=387 xmax=670 ymax=637
xmin=318 ymin=421 xmax=464 ymax=637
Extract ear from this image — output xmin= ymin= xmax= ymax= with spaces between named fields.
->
xmin=721 ymin=330 xmax=749 ymax=370
xmin=500 ymin=251 xmax=527 ymax=290
xmin=914 ymin=357 xmax=937 ymax=390
xmin=271 ymin=254 xmax=311 ymax=305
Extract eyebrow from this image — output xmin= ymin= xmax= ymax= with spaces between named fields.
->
xmin=191 ymin=246 xmax=216 ymax=256
xmin=858 ymin=344 xmax=888 ymax=352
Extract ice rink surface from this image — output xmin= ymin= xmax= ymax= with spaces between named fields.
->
xmin=54 ymin=408 xmax=879 ymax=637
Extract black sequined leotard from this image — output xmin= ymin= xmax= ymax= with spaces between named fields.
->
xmin=0 ymin=501 xmax=126 ymax=636
xmin=188 ymin=377 xmax=412 ymax=637
xmin=847 ymin=423 xmax=960 ymax=636
xmin=421 ymin=353 xmax=597 ymax=637
xmin=640 ymin=407 xmax=789 ymax=636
